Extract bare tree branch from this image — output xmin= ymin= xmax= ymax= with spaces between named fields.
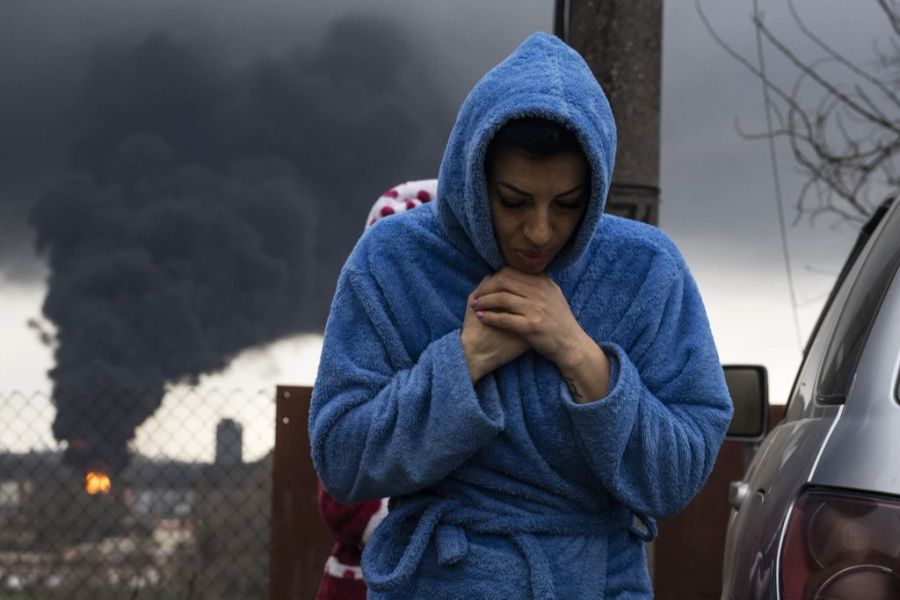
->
xmin=698 ymin=0 xmax=899 ymax=224
xmin=753 ymin=14 xmax=900 ymax=134
xmin=789 ymin=0 xmax=900 ymax=109
xmin=877 ymin=0 xmax=900 ymax=37
xmin=853 ymin=84 xmax=891 ymax=122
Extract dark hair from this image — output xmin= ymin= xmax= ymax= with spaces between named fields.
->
xmin=487 ymin=117 xmax=582 ymax=159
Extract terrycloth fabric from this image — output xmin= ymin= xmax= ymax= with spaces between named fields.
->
xmin=309 ymin=32 xmax=733 ymax=599
xmin=435 ymin=33 xmax=616 ymax=272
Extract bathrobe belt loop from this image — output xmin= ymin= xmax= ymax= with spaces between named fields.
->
xmin=629 ymin=512 xmax=658 ymax=543
xmin=363 ymin=496 xmax=634 ymax=599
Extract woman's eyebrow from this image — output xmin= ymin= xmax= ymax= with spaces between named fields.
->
xmin=554 ymin=182 xmax=587 ymax=198
xmin=497 ymin=181 xmax=586 ymax=197
xmin=497 ymin=181 xmax=531 ymax=196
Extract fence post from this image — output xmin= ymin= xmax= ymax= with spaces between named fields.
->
xmin=653 ymin=404 xmax=786 ymax=598
xmin=269 ymin=385 xmax=331 ymax=600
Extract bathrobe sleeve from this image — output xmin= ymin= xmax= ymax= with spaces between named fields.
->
xmin=309 ymin=265 xmax=506 ymax=504
xmin=561 ymin=253 xmax=733 ymax=519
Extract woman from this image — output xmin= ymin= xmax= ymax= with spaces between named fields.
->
xmin=309 ymin=33 xmax=732 ymax=599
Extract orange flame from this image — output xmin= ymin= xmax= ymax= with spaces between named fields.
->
xmin=85 ymin=471 xmax=111 ymax=495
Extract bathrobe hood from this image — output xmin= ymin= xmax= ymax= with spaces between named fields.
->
xmin=436 ymin=32 xmax=617 ymax=272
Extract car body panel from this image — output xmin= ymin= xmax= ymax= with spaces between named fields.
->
xmin=811 ymin=265 xmax=900 ymax=495
xmin=720 ymin=412 xmax=841 ymax=599
xmin=721 ymin=198 xmax=900 ymax=600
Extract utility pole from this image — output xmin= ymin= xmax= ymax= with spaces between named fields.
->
xmin=557 ymin=6 xmax=739 ymax=599
xmin=555 ymin=0 xmax=662 ymax=226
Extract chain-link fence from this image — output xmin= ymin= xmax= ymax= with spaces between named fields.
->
xmin=0 ymin=388 xmax=276 ymax=600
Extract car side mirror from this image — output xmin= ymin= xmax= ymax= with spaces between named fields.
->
xmin=723 ymin=365 xmax=769 ymax=441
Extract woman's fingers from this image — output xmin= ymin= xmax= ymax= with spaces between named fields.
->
xmin=472 ymin=291 xmax=528 ymax=315
xmin=477 ymin=309 xmax=531 ymax=334
xmin=475 ymin=269 xmax=538 ymax=298
xmin=468 ymin=267 xmax=584 ymax=368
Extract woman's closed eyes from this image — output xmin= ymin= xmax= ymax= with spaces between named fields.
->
xmin=497 ymin=194 xmax=585 ymax=210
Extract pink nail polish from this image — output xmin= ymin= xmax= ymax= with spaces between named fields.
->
xmin=476 ymin=310 xmax=485 ymax=320
xmin=470 ymin=298 xmax=477 ymax=308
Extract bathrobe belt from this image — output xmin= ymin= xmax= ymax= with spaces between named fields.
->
xmin=363 ymin=495 xmax=654 ymax=600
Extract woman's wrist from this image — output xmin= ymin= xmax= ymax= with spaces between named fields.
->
xmin=460 ymin=329 xmax=487 ymax=383
xmin=557 ymin=332 xmax=610 ymax=404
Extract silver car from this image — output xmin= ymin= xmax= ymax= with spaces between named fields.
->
xmin=720 ymin=197 xmax=900 ymax=600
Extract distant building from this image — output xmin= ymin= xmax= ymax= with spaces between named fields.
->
xmin=0 ymin=480 xmax=25 ymax=510
xmin=215 ymin=419 xmax=243 ymax=466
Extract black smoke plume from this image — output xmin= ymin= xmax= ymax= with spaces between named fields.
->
xmin=29 ymin=15 xmax=453 ymax=470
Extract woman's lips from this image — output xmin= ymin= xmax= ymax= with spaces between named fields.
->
xmin=515 ymin=249 xmax=550 ymax=267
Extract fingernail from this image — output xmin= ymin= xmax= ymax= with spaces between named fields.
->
xmin=470 ymin=298 xmax=478 ymax=308
xmin=476 ymin=310 xmax=485 ymax=320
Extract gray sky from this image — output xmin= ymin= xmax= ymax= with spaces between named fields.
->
xmin=0 ymin=0 xmax=893 ymax=458
xmin=662 ymin=0 xmax=893 ymax=400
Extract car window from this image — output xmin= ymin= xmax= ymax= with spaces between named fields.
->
xmin=783 ymin=200 xmax=895 ymax=420
xmin=817 ymin=204 xmax=900 ymax=405
xmin=784 ymin=279 xmax=847 ymax=421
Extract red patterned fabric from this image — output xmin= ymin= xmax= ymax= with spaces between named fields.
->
xmin=365 ymin=180 xmax=438 ymax=228
xmin=315 ymin=481 xmax=386 ymax=600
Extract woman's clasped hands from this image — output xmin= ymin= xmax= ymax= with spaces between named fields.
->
xmin=460 ymin=267 xmax=610 ymax=403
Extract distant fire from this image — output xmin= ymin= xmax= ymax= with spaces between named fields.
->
xmin=85 ymin=471 xmax=111 ymax=495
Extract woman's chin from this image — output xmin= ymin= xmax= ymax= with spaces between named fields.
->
xmin=506 ymin=258 xmax=548 ymax=274
xmin=497 ymin=248 xmax=550 ymax=274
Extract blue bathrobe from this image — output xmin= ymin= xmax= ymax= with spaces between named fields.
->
xmin=309 ymin=33 xmax=733 ymax=599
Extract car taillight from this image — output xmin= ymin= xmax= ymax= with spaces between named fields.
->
xmin=780 ymin=489 xmax=900 ymax=599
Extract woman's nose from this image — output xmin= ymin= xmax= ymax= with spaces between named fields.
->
xmin=523 ymin=211 xmax=552 ymax=247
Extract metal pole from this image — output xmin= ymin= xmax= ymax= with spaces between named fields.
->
xmin=554 ymin=0 xmax=569 ymax=40
xmin=556 ymin=0 xmax=663 ymax=585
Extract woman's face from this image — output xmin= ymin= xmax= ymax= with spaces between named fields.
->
xmin=487 ymin=146 xmax=589 ymax=274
